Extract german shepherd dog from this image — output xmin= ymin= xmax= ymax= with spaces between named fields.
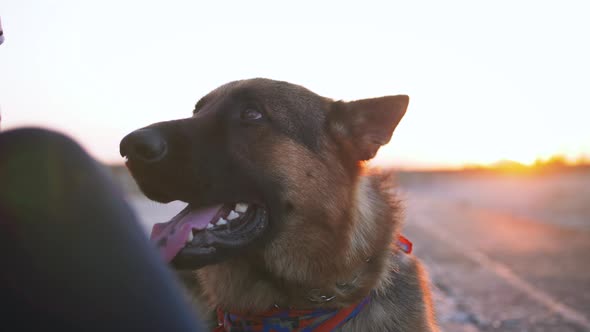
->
xmin=120 ymin=78 xmax=438 ymax=331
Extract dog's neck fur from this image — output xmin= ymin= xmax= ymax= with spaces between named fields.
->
xmin=196 ymin=171 xmax=401 ymax=313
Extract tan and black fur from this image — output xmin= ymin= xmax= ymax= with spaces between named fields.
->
xmin=121 ymin=78 xmax=438 ymax=331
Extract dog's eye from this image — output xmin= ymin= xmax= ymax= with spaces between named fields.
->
xmin=240 ymin=108 xmax=263 ymax=121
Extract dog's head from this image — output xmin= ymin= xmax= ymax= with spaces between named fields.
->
xmin=120 ymin=78 xmax=408 ymax=270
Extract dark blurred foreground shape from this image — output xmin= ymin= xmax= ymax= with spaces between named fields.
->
xmin=0 ymin=128 xmax=203 ymax=332
xmin=0 ymin=16 xmax=4 ymax=46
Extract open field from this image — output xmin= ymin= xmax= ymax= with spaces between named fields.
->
xmin=396 ymin=169 xmax=590 ymax=230
xmin=394 ymin=170 xmax=590 ymax=331
xmin=111 ymin=168 xmax=590 ymax=331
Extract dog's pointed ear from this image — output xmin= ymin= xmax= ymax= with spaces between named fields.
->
xmin=328 ymin=95 xmax=409 ymax=161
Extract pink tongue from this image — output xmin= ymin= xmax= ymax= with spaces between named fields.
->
xmin=150 ymin=204 xmax=223 ymax=262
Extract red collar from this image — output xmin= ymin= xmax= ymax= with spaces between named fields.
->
xmin=214 ymin=295 xmax=370 ymax=332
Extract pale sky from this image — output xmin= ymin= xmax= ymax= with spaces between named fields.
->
xmin=1 ymin=0 xmax=589 ymax=169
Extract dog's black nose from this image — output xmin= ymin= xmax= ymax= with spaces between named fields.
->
xmin=120 ymin=128 xmax=167 ymax=163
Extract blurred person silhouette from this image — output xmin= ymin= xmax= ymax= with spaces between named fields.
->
xmin=0 ymin=16 xmax=4 ymax=45
xmin=0 ymin=20 xmax=203 ymax=331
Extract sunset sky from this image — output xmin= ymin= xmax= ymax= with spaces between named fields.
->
xmin=1 ymin=1 xmax=589 ymax=169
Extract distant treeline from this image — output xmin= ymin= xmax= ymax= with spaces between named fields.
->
xmin=107 ymin=156 xmax=590 ymax=186
xmin=461 ymin=155 xmax=590 ymax=174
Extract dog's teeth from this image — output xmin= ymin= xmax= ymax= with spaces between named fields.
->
xmin=227 ymin=211 xmax=240 ymax=220
xmin=235 ymin=203 xmax=249 ymax=213
xmin=206 ymin=223 xmax=215 ymax=229
xmin=217 ymin=218 xmax=228 ymax=226
xmin=187 ymin=231 xmax=194 ymax=243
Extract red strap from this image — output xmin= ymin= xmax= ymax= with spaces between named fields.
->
xmin=215 ymin=295 xmax=371 ymax=331
xmin=398 ymin=235 xmax=413 ymax=254
xmin=214 ymin=307 xmax=225 ymax=332
xmin=311 ymin=301 xmax=361 ymax=332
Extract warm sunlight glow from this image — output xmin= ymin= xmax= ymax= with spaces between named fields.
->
xmin=1 ymin=1 xmax=589 ymax=169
